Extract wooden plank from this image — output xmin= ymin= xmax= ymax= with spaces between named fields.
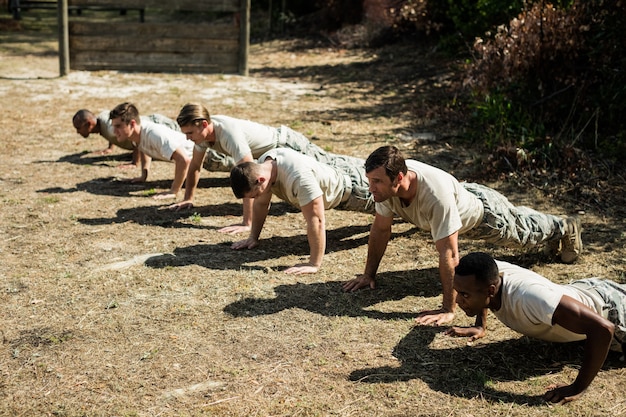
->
xmin=70 ymin=61 xmax=239 ymax=71
xmin=70 ymin=50 xmax=239 ymax=66
xmin=71 ymin=62 xmax=239 ymax=73
xmin=70 ymin=50 xmax=239 ymax=73
xmin=69 ymin=21 xmax=238 ymax=40
xmin=69 ymin=36 xmax=239 ymax=53
xmin=67 ymin=0 xmax=239 ymax=12
xmin=63 ymin=0 xmax=248 ymax=74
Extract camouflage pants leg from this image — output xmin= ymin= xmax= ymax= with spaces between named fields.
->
xmin=146 ymin=114 xmax=181 ymax=132
xmin=571 ymin=278 xmax=626 ymax=352
xmin=328 ymin=154 xmax=374 ymax=214
xmin=201 ymin=149 xmax=237 ymax=172
xmin=462 ymin=183 xmax=565 ymax=248
xmin=277 ymin=126 xmax=334 ymax=164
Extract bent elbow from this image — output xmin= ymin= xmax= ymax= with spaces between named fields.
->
xmin=595 ymin=320 xmax=615 ymax=347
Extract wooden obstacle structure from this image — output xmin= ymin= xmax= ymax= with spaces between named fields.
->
xmin=39 ymin=0 xmax=250 ymax=75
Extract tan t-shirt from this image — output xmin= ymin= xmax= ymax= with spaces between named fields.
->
xmin=375 ymin=159 xmax=484 ymax=241
xmin=97 ymin=110 xmax=134 ymax=150
xmin=494 ymin=260 xmax=603 ymax=343
xmin=195 ymin=115 xmax=278 ymax=163
xmin=259 ymin=148 xmax=346 ymax=209
xmin=138 ymin=120 xmax=194 ymax=161
xmin=98 ymin=111 xmax=175 ymax=151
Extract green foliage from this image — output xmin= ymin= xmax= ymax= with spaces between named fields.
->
xmin=188 ymin=212 xmax=202 ymax=224
xmin=469 ymin=91 xmax=560 ymax=172
xmin=41 ymin=196 xmax=60 ymax=204
xmin=466 ymin=0 xmax=626 ymax=169
xmin=388 ymin=0 xmax=526 ymax=43
xmin=445 ymin=0 xmax=526 ymax=38
xmin=470 ymin=91 xmax=546 ymax=151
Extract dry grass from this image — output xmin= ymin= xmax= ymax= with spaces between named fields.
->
xmin=1 ymin=10 xmax=625 ymax=417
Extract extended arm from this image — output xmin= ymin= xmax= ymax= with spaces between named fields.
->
xmin=231 ymin=187 xmax=272 ymax=250
xmin=415 ymin=231 xmax=459 ymax=326
xmin=117 ymin=147 xmax=140 ymax=169
xmin=342 ymin=212 xmax=393 ymax=291
xmin=123 ymin=150 xmax=150 ymax=182
xmin=154 ymin=148 xmax=191 ymax=199
xmin=219 ymin=154 xmax=255 ymax=234
xmin=168 ymin=148 xmax=206 ymax=210
xmin=102 ymin=141 xmax=115 ymax=153
xmin=543 ymin=295 xmax=614 ymax=404
xmin=284 ymin=196 xmax=326 ymax=275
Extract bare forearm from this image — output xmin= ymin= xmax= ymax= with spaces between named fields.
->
xmin=170 ymin=160 xmax=190 ymax=194
xmin=435 ymin=233 xmax=460 ymax=314
xmin=547 ymin=298 xmax=616 ymax=403
xmin=573 ymin=330 xmax=612 ymax=393
xmin=475 ymin=308 xmax=487 ymax=330
xmin=248 ymin=203 xmax=269 ymax=241
xmin=183 ymin=165 xmax=201 ymax=201
xmin=241 ymin=197 xmax=254 ymax=227
xmin=439 ymin=256 xmax=457 ymax=313
xmin=363 ymin=226 xmax=391 ymax=277
xmin=140 ymin=152 xmax=151 ymax=181
xmin=307 ymin=215 xmax=325 ymax=267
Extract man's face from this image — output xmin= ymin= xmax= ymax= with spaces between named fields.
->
xmin=74 ymin=119 xmax=93 ymax=138
xmin=453 ymin=274 xmax=491 ymax=317
xmin=243 ymin=179 xmax=269 ymax=199
xmin=111 ymin=117 xmax=132 ymax=141
xmin=366 ymin=166 xmax=398 ymax=202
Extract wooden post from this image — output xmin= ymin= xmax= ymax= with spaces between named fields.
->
xmin=238 ymin=0 xmax=250 ymax=76
xmin=58 ymin=0 xmax=70 ymax=76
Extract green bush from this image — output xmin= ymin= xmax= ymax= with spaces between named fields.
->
xmin=467 ymin=0 xmax=626 ymax=168
xmin=387 ymin=0 xmax=525 ymax=46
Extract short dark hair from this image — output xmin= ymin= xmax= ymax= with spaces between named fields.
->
xmin=110 ymin=102 xmax=140 ymax=125
xmin=72 ymin=109 xmax=93 ymax=126
xmin=365 ymin=145 xmax=407 ymax=181
xmin=230 ymin=162 xmax=259 ymax=199
xmin=456 ymin=252 xmax=500 ymax=286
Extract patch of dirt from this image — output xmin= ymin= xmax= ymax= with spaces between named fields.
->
xmin=1 ymin=11 xmax=625 ymax=417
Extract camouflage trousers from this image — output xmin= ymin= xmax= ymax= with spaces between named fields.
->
xmin=145 ymin=113 xmax=180 ymax=132
xmin=202 ymin=125 xmax=334 ymax=172
xmin=571 ymin=278 xmax=626 ymax=352
xmin=462 ymin=183 xmax=566 ymax=248
xmin=326 ymin=154 xmax=374 ymax=214
xmin=276 ymin=125 xmax=334 ymax=164
xmin=202 ymin=150 xmax=237 ymax=172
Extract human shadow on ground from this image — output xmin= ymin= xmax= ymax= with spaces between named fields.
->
xmin=47 ymin=151 xmax=133 ymax=166
xmin=348 ymin=326 xmax=625 ymax=405
xmin=144 ymin=224 xmax=398 ymax=271
xmin=222 ymin=267 xmax=440 ymax=320
xmin=38 ymin=177 xmax=175 ymax=198
xmin=38 ymin=176 xmax=231 ymax=198
xmin=76 ymin=204 xmax=212 ymax=228
xmin=76 ymin=201 xmax=301 ymax=229
xmin=48 ymin=152 xmax=232 ymax=190
xmin=145 ymin=226 xmax=419 ymax=272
